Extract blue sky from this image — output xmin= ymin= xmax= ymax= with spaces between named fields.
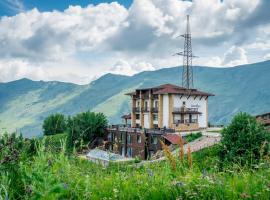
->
xmin=0 ymin=0 xmax=269 ymax=84
xmin=0 ymin=0 xmax=133 ymax=16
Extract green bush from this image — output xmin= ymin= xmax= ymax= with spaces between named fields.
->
xmin=0 ymin=133 xmax=37 ymax=199
xmin=219 ymin=112 xmax=270 ymax=167
xmin=66 ymin=111 xmax=108 ymax=150
xmin=43 ymin=113 xmax=67 ymax=136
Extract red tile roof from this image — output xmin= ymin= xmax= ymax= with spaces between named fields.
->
xmin=121 ymin=113 xmax=131 ymax=119
xmin=126 ymin=83 xmax=214 ymax=96
xmin=163 ymin=134 xmax=182 ymax=145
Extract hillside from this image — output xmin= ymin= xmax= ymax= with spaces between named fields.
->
xmin=0 ymin=61 xmax=270 ymax=137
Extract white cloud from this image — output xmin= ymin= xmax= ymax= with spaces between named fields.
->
xmin=264 ymin=53 xmax=270 ymax=61
xmin=0 ymin=0 xmax=268 ymax=84
xmin=222 ymin=46 xmax=248 ymax=67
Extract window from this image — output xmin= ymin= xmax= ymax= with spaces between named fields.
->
xmin=183 ymin=101 xmax=186 ymax=106
xmin=137 ymin=135 xmax=142 ymax=143
xmin=153 ymin=114 xmax=158 ymax=121
xmin=145 ymin=101 xmax=148 ymax=109
xmin=136 ymin=114 xmax=140 ymax=120
xmin=121 ymin=146 xmax=125 ymax=156
xmin=137 ymin=101 xmax=140 ymax=107
xmin=107 ymin=133 xmax=112 ymax=141
xmin=151 ymin=136 xmax=158 ymax=144
xmin=121 ymin=132 xmax=125 ymax=141
xmin=127 ymin=134 xmax=132 ymax=144
xmin=127 ymin=147 xmax=133 ymax=157
xmin=154 ymin=101 xmax=158 ymax=108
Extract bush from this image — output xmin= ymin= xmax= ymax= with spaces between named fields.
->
xmin=219 ymin=112 xmax=270 ymax=167
xmin=66 ymin=111 xmax=108 ymax=150
xmin=43 ymin=113 xmax=67 ymax=136
xmin=0 ymin=133 xmax=37 ymax=199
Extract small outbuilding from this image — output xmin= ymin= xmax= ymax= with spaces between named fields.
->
xmin=86 ymin=149 xmax=133 ymax=166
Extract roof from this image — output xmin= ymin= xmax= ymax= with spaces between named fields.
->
xmin=126 ymin=83 xmax=214 ymax=96
xmin=121 ymin=113 xmax=131 ymax=119
xmin=256 ymin=112 xmax=270 ymax=118
xmin=86 ymin=149 xmax=128 ymax=161
xmin=163 ymin=134 xmax=182 ymax=145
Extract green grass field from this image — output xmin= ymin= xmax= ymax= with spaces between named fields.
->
xmin=1 ymin=134 xmax=270 ymax=200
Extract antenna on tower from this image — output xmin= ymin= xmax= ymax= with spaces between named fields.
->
xmin=174 ymin=15 xmax=197 ymax=89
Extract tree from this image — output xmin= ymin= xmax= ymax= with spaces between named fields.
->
xmin=219 ymin=112 xmax=270 ymax=167
xmin=42 ymin=113 xmax=67 ymax=136
xmin=66 ymin=111 xmax=108 ymax=150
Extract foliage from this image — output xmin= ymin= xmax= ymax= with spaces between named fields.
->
xmin=44 ymin=133 xmax=67 ymax=152
xmin=219 ymin=112 xmax=270 ymax=167
xmin=43 ymin=113 xmax=67 ymax=136
xmin=66 ymin=111 xmax=108 ymax=150
xmin=1 ymin=137 xmax=270 ymax=199
xmin=184 ymin=132 xmax=203 ymax=143
xmin=0 ymin=133 xmax=37 ymax=199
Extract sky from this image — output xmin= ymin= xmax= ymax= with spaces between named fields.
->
xmin=0 ymin=0 xmax=269 ymax=84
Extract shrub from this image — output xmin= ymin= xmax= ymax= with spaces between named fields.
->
xmin=43 ymin=113 xmax=67 ymax=136
xmin=0 ymin=133 xmax=37 ymax=199
xmin=219 ymin=112 xmax=270 ymax=167
xmin=66 ymin=111 xmax=108 ymax=150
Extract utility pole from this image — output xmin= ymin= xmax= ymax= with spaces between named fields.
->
xmin=175 ymin=15 xmax=197 ymax=89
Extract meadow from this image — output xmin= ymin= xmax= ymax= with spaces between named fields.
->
xmin=0 ymin=136 xmax=269 ymax=200
xmin=1 ymin=112 xmax=270 ymax=199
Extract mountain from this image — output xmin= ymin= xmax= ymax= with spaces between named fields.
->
xmin=0 ymin=61 xmax=270 ymax=137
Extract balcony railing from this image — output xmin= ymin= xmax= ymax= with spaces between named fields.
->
xmin=143 ymin=107 xmax=149 ymax=112
xmin=132 ymin=107 xmax=140 ymax=112
xmin=174 ymin=119 xmax=198 ymax=124
xmin=151 ymin=107 xmax=159 ymax=112
xmin=173 ymin=107 xmax=198 ymax=112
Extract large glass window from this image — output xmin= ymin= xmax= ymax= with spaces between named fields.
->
xmin=137 ymin=135 xmax=142 ymax=143
xmin=153 ymin=114 xmax=158 ymax=121
xmin=151 ymin=136 xmax=158 ymax=144
xmin=127 ymin=134 xmax=132 ymax=144
xmin=127 ymin=147 xmax=133 ymax=157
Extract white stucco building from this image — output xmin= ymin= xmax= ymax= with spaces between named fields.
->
xmin=126 ymin=84 xmax=214 ymax=131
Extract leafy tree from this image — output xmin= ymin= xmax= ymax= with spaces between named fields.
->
xmin=66 ymin=111 xmax=108 ymax=150
xmin=43 ymin=113 xmax=67 ymax=136
xmin=219 ymin=112 xmax=270 ymax=167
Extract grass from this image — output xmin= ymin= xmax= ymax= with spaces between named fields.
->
xmin=184 ymin=132 xmax=203 ymax=143
xmin=1 ymin=134 xmax=270 ymax=199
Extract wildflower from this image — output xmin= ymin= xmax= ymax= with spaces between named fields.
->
xmin=160 ymin=140 xmax=176 ymax=171
xmin=147 ymin=169 xmax=153 ymax=177
xmin=172 ymin=180 xmax=185 ymax=187
xmin=62 ymin=183 xmax=69 ymax=189
xmin=240 ymin=193 xmax=250 ymax=199
xmin=48 ymin=159 xmax=52 ymax=167
xmin=187 ymin=146 xmax=192 ymax=168
xmin=178 ymin=137 xmax=184 ymax=162
xmin=201 ymin=169 xmax=207 ymax=179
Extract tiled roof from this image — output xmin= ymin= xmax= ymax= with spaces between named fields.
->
xmin=163 ymin=134 xmax=182 ymax=145
xmin=121 ymin=113 xmax=131 ymax=119
xmin=152 ymin=84 xmax=214 ymax=96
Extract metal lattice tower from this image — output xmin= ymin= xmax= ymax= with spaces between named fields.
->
xmin=175 ymin=15 xmax=196 ymax=89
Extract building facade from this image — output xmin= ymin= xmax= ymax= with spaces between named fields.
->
xmin=126 ymin=84 xmax=214 ymax=131
xmin=256 ymin=112 xmax=270 ymax=131
xmin=105 ymin=126 xmax=179 ymax=160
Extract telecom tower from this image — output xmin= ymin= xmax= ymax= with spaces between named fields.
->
xmin=175 ymin=15 xmax=196 ymax=89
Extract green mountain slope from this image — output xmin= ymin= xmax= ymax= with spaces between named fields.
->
xmin=0 ymin=61 xmax=269 ymax=137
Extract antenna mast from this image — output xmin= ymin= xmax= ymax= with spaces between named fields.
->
xmin=175 ymin=15 xmax=196 ymax=89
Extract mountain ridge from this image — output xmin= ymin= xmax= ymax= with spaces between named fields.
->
xmin=0 ymin=60 xmax=269 ymax=137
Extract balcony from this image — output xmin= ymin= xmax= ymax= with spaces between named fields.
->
xmin=173 ymin=119 xmax=198 ymax=124
xmin=151 ymin=107 xmax=159 ymax=113
xmin=142 ymin=93 xmax=150 ymax=99
xmin=173 ymin=107 xmax=201 ymax=114
xmin=132 ymin=107 xmax=140 ymax=112
xmin=143 ymin=107 xmax=150 ymax=112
